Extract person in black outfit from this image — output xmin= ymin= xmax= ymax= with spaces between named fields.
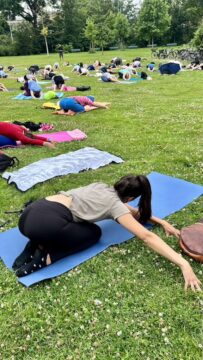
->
xmin=58 ymin=46 xmax=64 ymax=60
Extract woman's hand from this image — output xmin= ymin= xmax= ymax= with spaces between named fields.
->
xmin=162 ymin=220 xmax=180 ymax=239
xmin=180 ymin=261 xmax=202 ymax=291
xmin=44 ymin=141 xmax=56 ymax=149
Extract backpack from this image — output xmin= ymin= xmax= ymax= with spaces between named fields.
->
xmin=180 ymin=219 xmax=203 ymax=263
xmin=0 ymin=152 xmax=19 ymax=172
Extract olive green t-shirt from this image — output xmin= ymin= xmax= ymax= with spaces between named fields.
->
xmin=60 ymin=182 xmax=130 ymax=222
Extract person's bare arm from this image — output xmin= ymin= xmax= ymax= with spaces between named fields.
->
xmin=125 ymin=204 xmax=180 ymax=238
xmin=30 ymin=90 xmax=36 ymax=99
xmin=117 ymin=213 xmax=201 ymax=291
xmin=149 ymin=215 xmax=180 ymax=238
xmin=125 ymin=204 xmax=140 ymax=219
xmin=53 ymin=109 xmax=76 ymax=116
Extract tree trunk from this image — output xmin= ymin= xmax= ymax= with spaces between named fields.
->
xmin=44 ymin=36 xmax=49 ymax=56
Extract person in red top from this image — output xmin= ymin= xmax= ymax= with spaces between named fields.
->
xmin=0 ymin=122 xmax=55 ymax=148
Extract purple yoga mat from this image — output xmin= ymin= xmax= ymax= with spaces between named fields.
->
xmin=41 ymin=130 xmax=87 ymax=143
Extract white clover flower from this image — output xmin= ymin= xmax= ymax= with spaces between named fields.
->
xmin=94 ymin=299 xmax=102 ymax=306
xmin=164 ymin=337 xmax=170 ymax=344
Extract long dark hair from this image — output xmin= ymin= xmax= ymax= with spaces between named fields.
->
xmin=114 ymin=175 xmax=152 ymax=223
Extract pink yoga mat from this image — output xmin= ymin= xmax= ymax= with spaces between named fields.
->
xmin=41 ymin=129 xmax=87 ymax=143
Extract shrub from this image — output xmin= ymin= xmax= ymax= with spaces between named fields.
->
xmin=192 ymin=21 xmax=203 ymax=48
xmin=63 ymin=44 xmax=73 ymax=53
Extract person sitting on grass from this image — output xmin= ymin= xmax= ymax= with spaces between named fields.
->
xmin=0 ymin=122 xmax=55 ymax=148
xmin=54 ymin=96 xmax=110 ymax=116
xmin=0 ymin=83 xmax=8 ymax=92
xmin=12 ymin=174 xmax=201 ymax=292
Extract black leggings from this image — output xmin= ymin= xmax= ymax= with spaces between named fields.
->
xmin=18 ymin=199 xmax=101 ymax=263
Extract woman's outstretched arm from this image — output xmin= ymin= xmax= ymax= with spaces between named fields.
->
xmin=117 ymin=213 xmax=201 ymax=291
xmin=125 ymin=204 xmax=180 ymax=238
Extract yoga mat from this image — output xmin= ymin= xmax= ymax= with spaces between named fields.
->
xmin=0 ymin=172 xmax=202 ymax=286
xmin=13 ymin=93 xmax=63 ymax=100
xmin=99 ymin=78 xmax=142 ymax=84
xmin=13 ymin=94 xmax=32 ymax=100
xmin=118 ymin=78 xmax=143 ymax=84
xmin=2 ymin=147 xmax=124 ymax=192
xmin=38 ymin=81 xmax=51 ymax=85
xmin=41 ymin=129 xmax=87 ymax=143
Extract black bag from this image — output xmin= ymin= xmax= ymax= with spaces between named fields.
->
xmin=76 ymin=86 xmax=91 ymax=91
xmin=0 ymin=153 xmax=19 ymax=172
xmin=13 ymin=121 xmax=41 ymax=132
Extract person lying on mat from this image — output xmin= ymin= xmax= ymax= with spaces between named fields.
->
xmin=20 ymin=76 xmax=43 ymax=99
xmin=54 ymin=96 xmax=110 ymax=115
xmin=0 ymin=66 xmax=8 ymax=78
xmin=13 ymin=174 xmax=201 ymax=291
xmin=28 ymin=78 xmax=43 ymax=99
xmin=0 ymin=122 xmax=55 ymax=148
xmin=100 ymin=67 xmax=119 ymax=82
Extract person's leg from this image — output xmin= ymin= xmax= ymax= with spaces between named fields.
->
xmin=15 ymin=200 xmax=101 ymax=276
xmin=49 ymin=221 xmax=102 ymax=263
xmin=19 ymin=201 xmax=101 ymax=258
xmin=92 ymin=102 xmax=110 ymax=109
xmin=12 ymin=205 xmax=39 ymax=270
xmin=15 ymin=200 xmax=73 ymax=276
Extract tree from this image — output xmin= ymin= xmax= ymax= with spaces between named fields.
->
xmin=168 ymin=0 xmax=203 ymax=44
xmin=95 ymin=11 xmax=115 ymax=53
xmin=112 ymin=0 xmax=138 ymax=23
xmin=84 ymin=18 xmax=98 ymax=51
xmin=114 ymin=12 xmax=130 ymax=48
xmin=0 ymin=0 xmax=57 ymax=28
xmin=41 ymin=26 xmax=49 ymax=55
xmin=0 ymin=14 xmax=9 ymax=34
xmin=61 ymin=0 xmax=88 ymax=49
xmin=192 ymin=20 xmax=203 ymax=47
xmin=137 ymin=0 xmax=171 ymax=45
xmin=13 ymin=22 xmax=34 ymax=55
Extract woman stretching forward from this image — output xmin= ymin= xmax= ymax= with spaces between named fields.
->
xmin=13 ymin=175 xmax=201 ymax=291
xmin=54 ymin=95 xmax=110 ymax=116
xmin=0 ymin=122 xmax=55 ymax=148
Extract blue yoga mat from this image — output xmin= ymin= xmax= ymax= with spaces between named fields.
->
xmin=0 ymin=172 xmax=202 ymax=287
xmin=118 ymin=78 xmax=143 ymax=84
xmin=13 ymin=94 xmax=32 ymax=100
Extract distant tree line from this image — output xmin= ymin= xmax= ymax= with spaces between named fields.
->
xmin=0 ymin=0 xmax=202 ymax=56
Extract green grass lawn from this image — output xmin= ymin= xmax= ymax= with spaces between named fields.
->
xmin=0 ymin=49 xmax=203 ymax=360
